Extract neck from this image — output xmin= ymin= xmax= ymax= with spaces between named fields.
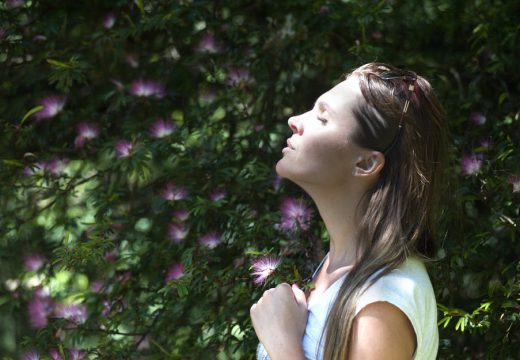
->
xmin=301 ymin=181 xmax=367 ymax=274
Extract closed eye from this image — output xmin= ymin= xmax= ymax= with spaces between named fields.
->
xmin=317 ymin=115 xmax=328 ymax=124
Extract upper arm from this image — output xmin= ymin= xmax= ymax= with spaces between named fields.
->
xmin=348 ymin=301 xmax=417 ymax=360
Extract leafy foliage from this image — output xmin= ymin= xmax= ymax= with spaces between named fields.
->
xmin=0 ymin=0 xmax=518 ymax=359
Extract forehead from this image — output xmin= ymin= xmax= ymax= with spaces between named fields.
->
xmin=318 ymin=75 xmax=362 ymax=118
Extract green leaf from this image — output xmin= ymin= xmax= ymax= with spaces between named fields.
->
xmin=20 ymin=105 xmax=44 ymax=125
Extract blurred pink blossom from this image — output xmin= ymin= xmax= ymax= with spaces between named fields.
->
xmin=32 ymin=34 xmax=47 ymax=43
xmin=68 ymin=349 xmax=86 ymax=360
xmin=479 ymin=138 xmax=494 ymax=150
xmin=510 ymin=176 xmax=520 ymax=193
xmin=103 ymin=12 xmax=116 ymax=29
xmin=278 ymin=197 xmax=312 ymax=232
xmin=251 ymin=255 xmax=281 ymax=286
xmin=172 ymin=209 xmax=189 ymax=222
xmin=195 ymin=32 xmax=223 ymax=54
xmin=21 ymin=351 xmax=40 ymax=360
xmin=225 ymin=67 xmax=254 ymax=86
xmin=110 ymin=78 xmax=124 ymax=90
xmin=168 ymin=223 xmax=188 ymax=244
xmin=46 ymin=158 xmax=68 ymax=176
xmin=55 ymin=303 xmax=88 ymax=325
xmin=272 ymin=175 xmax=283 ymax=191
xmin=125 ymin=53 xmax=139 ymax=68
xmin=27 ymin=289 xmax=53 ymax=329
xmin=24 ymin=254 xmax=45 ymax=271
xmin=130 ymin=79 xmax=165 ymax=98
xmin=34 ymin=95 xmax=66 ymax=121
xmin=165 ymin=262 xmax=184 ymax=282
xmin=114 ymin=139 xmax=134 ymax=158
xmin=469 ymin=111 xmax=486 ymax=125
xmin=209 ymin=187 xmax=226 ymax=202
xmin=149 ymin=118 xmax=176 ymax=138
xmin=74 ymin=122 xmax=99 ymax=148
xmin=461 ymin=153 xmax=484 ymax=176
xmin=48 ymin=348 xmax=63 ymax=360
xmin=160 ymin=182 xmax=188 ymax=201
xmin=90 ymin=280 xmax=105 ymax=293
xmin=199 ymin=232 xmax=221 ymax=249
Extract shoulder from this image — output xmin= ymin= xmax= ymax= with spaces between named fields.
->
xmin=349 ymin=301 xmax=416 ymax=359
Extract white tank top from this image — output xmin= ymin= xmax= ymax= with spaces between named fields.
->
xmin=256 ymin=254 xmax=439 ymax=360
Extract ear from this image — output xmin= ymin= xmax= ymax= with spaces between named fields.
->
xmin=354 ymin=151 xmax=385 ymax=178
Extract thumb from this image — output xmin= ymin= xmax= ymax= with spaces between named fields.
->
xmin=291 ymin=283 xmax=307 ymax=306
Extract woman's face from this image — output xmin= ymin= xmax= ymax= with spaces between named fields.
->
xmin=276 ymin=75 xmax=365 ymax=187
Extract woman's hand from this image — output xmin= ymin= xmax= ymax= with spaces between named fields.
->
xmin=250 ymin=283 xmax=308 ymax=359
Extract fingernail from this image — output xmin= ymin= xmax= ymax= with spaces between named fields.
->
xmin=292 ymin=283 xmax=300 ymax=289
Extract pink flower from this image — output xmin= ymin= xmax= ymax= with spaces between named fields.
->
xmin=510 ymin=175 xmax=520 ymax=193
xmin=479 ymin=138 xmax=494 ymax=150
xmin=90 ymin=280 xmax=105 ymax=293
xmin=209 ymin=187 xmax=226 ymax=202
xmin=74 ymin=122 xmax=99 ymax=148
xmin=172 ymin=209 xmax=189 ymax=222
xmin=278 ymin=198 xmax=312 ymax=232
xmin=130 ymin=79 xmax=166 ymax=98
xmin=27 ymin=289 xmax=53 ymax=329
xmin=68 ymin=349 xmax=86 ymax=360
xmin=461 ymin=153 xmax=484 ymax=176
xmin=34 ymin=95 xmax=66 ymax=121
xmin=24 ymin=254 xmax=45 ymax=271
xmin=6 ymin=0 xmax=25 ymax=9
xmin=165 ymin=262 xmax=184 ymax=282
xmin=103 ymin=12 xmax=116 ymax=29
xmin=114 ymin=140 xmax=134 ymax=158
xmin=160 ymin=182 xmax=188 ymax=201
xmin=225 ymin=67 xmax=254 ymax=86
xmin=125 ymin=53 xmax=139 ymax=68
xmin=24 ymin=162 xmax=45 ymax=176
xmin=195 ymin=32 xmax=223 ymax=54
xmin=168 ymin=223 xmax=188 ymax=244
xmin=272 ymin=175 xmax=283 ymax=191
xmin=251 ymin=255 xmax=281 ymax=286
xmin=48 ymin=349 xmax=63 ymax=360
xmin=149 ymin=118 xmax=176 ymax=138
xmin=55 ymin=303 xmax=88 ymax=325
xmin=199 ymin=232 xmax=221 ymax=249
xmin=469 ymin=111 xmax=486 ymax=125
xmin=46 ymin=158 xmax=68 ymax=176
xmin=21 ymin=351 xmax=40 ymax=360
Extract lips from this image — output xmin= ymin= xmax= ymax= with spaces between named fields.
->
xmin=287 ymin=139 xmax=295 ymax=150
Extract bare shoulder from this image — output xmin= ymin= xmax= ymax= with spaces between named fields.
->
xmin=348 ymin=301 xmax=416 ymax=360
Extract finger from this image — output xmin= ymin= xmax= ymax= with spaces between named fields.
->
xmin=291 ymin=283 xmax=307 ymax=306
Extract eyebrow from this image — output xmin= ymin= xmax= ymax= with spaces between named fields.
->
xmin=314 ymin=99 xmax=336 ymax=117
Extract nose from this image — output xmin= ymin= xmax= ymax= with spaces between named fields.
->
xmin=288 ymin=116 xmax=302 ymax=135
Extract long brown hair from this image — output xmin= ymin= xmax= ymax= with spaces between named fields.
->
xmin=319 ymin=63 xmax=450 ymax=359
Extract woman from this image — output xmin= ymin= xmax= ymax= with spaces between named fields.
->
xmin=251 ymin=62 xmax=449 ymax=359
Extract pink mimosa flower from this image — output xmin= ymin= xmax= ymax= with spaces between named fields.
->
xmin=469 ymin=111 xmax=486 ymax=125
xmin=69 ymin=349 xmax=86 ymax=360
xmin=479 ymin=138 xmax=493 ymax=150
xmin=46 ymin=158 xmax=68 ymax=176
xmin=198 ymin=232 xmax=221 ymax=249
xmin=149 ymin=118 xmax=176 ymax=138
xmin=114 ymin=139 xmax=134 ymax=158
xmin=27 ymin=289 xmax=53 ymax=329
xmin=22 ymin=351 xmax=40 ymax=360
xmin=278 ymin=197 xmax=312 ymax=232
xmin=90 ymin=280 xmax=105 ymax=293
xmin=251 ymin=255 xmax=281 ymax=286
xmin=168 ymin=223 xmax=188 ymax=244
xmin=6 ymin=0 xmax=25 ymax=9
xmin=209 ymin=187 xmax=226 ymax=202
xmin=103 ymin=12 xmax=116 ymax=29
xmin=24 ymin=162 xmax=45 ymax=176
xmin=461 ymin=153 xmax=484 ymax=176
xmin=48 ymin=349 xmax=63 ymax=360
xmin=130 ymin=79 xmax=165 ymax=98
xmin=195 ymin=32 xmax=222 ymax=54
xmin=172 ymin=209 xmax=189 ymax=222
xmin=74 ymin=122 xmax=99 ymax=148
xmin=160 ymin=182 xmax=188 ymax=201
xmin=165 ymin=262 xmax=184 ymax=282
xmin=510 ymin=176 xmax=520 ymax=193
xmin=55 ymin=303 xmax=88 ymax=325
xmin=225 ymin=67 xmax=254 ymax=86
xmin=125 ymin=53 xmax=139 ymax=68
xmin=34 ymin=95 xmax=66 ymax=121
xmin=24 ymin=254 xmax=45 ymax=271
